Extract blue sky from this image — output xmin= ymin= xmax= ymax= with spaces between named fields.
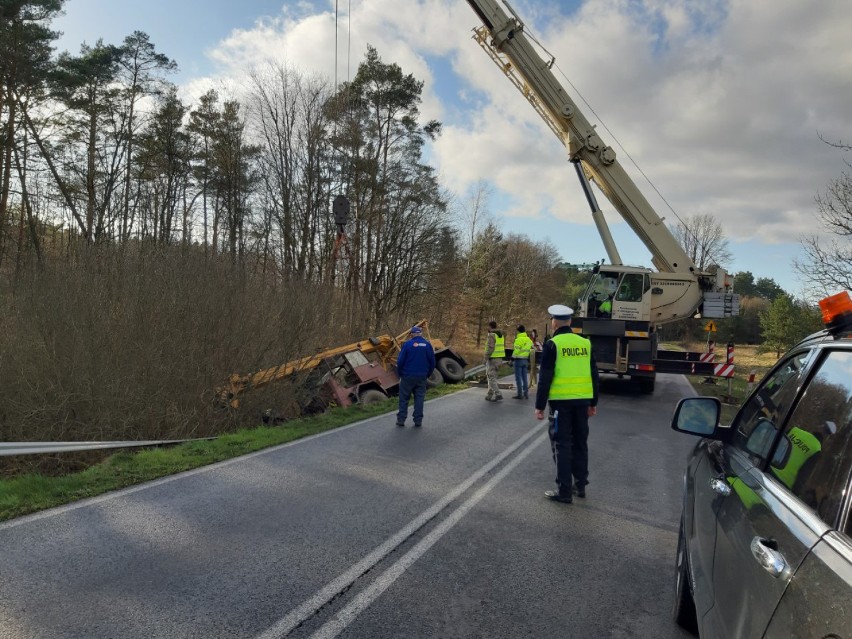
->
xmin=53 ymin=0 xmax=852 ymax=297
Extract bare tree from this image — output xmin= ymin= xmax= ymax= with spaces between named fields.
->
xmin=246 ymin=63 xmax=334 ymax=279
xmin=794 ymin=144 xmax=852 ymax=296
xmin=669 ymin=213 xmax=733 ymax=270
xmin=501 ymin=233 xmax=560 ymax=322
xmin=457 ymin=179 xmax=492 ymax=292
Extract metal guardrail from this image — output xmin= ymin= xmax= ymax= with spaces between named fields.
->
xmin=3 ymin=369 xmax=487 ymax=457
xmin=464 ymin=364 xmax=486 ymax=379
xmin=0 ymin=438 xmax=215 ymax=457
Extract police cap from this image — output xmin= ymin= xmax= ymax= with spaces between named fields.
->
xmin=548 ymin=304 xmax=574 ymax=320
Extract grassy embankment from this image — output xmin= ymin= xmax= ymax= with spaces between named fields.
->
xmin=0 ymin=383 xmax=466 ymax=523
xmin=681 ymin=344 xmax=779 ymax=423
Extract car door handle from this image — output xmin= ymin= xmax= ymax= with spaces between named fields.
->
xmin=710 ymin=478 xmax=731 ymax=497
xmin=750 ymin=537 xmax=790 ymax=579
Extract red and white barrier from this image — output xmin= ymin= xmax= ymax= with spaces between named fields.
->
xmin=747 ymin=370 xmax=757 ymax=391
xmin=714 ymin=363 xmax=735 ymax=378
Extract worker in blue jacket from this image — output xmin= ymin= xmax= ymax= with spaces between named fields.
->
xmin=395 ymin=325 xmax=436 ymax=427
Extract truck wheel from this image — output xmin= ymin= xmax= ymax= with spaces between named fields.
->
xmin=427 ymin=369 xmax=444 ymax=387
xmin=436 ymin=357 xmax=464 ymax=382
xmin=359 ymin=389 xmax=388 ymax=405
xmin=636 ymin=377 xmax=655 ymax=394
xmin=673 ymin=517 xmax=699 ymax=634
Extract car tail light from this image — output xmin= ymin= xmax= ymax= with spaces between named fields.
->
xmin=632 ymin=364 xmax=655 ymax=372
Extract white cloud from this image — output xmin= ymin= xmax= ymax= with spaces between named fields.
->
xmin=190 ymin=0 xmax=851 ymax=279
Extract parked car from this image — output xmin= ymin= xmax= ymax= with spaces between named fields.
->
xmin=670 ymin=291 xmax=852 ymax=638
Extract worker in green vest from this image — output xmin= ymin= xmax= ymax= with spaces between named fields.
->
xmin=534 ymin=304 xmax=599 ymax=503
xmin=512 ymin=325 xmax=533 ymax=399
xmin=484 ymin=320 xmax=505 ymax=402
xmin=770 ymin=421 xmax=835 ymax=498
xmin=598 ymin=296 xmax=612 ymax=317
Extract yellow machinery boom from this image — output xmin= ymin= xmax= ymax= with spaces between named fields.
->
xmin=221 ymin=320 xmax=448 ymax=408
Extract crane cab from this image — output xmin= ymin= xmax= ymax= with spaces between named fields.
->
xmin=579 ymin=266 xmax=651 ymax=323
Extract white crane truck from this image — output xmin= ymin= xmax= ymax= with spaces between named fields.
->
xmin=465 ymin=0 xmax=740 ymax=393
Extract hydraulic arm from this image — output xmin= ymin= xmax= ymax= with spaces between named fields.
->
xmin=465 ymin=0 xmax=697 ymax=275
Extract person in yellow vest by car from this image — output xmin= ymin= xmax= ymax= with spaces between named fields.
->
xmin=534 ymin=304 xmax=599 ymax=503
xmin=598 ymin=296 xmax=613 ymax=318
xmin=484 ymin=321 xmax=505 ymax=402
xmin=732 ymin=421 xmax=837 ymax=512
xmin=771 ymin=421 xmax=836 ymax=496
xmin=512 ymin=325 xmax=533 ymax=399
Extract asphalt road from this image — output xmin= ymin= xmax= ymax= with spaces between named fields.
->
xmin=0 ymin=373 xmax=699 ymax=639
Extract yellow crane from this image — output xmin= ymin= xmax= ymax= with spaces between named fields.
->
xmin=220 ymin=320 xmax=466 ymax=411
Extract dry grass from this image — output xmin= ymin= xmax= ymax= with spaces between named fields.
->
xmin=683 ymin=344 xmax=780 ymax=422
xmin=0 ymin=244 xmax=363 ymax=477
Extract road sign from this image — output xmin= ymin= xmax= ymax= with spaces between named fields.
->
xmin=704 ymin=321 xmax=717 ymax=332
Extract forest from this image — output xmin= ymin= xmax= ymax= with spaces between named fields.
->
xmin=0 ymin=2 xmax=568 ymax=451
xmin=0 ymin=1 xmax=842 ymax=455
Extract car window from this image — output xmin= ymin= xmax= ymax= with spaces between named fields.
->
xmin=769 ymin=350 xmax=852 ymax=528
xmin=731 ymin=350 xmax=812 ymax=465
xmin=615 ymin=273 xmax=644 ymax=303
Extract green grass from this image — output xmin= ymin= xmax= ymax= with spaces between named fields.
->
xmin=686 ymin=376 xmax=747 ymax=423
xmin=0 ymin=382 xmax=465 ymax=523
xmin=683 ymin=345 xmax=778 ymax=423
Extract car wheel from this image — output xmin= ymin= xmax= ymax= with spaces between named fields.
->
xmin=436 ymin=357 xmax=464 ymax=382
xmin=359 ymin=389 xmax=388 ymax=405
xmin=427 ymin=369 xmax=444 ymax=387
xmin=673 ymin=517 xmax=699 ymax=635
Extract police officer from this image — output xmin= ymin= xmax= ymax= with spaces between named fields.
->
xmin=534 ymin=304 xmax=599 ymax=503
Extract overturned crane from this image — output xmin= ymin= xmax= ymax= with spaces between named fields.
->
xmin=219 ymin=320 xmax=467 ymax=418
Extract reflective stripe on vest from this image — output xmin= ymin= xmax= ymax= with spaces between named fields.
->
xmin=513 ymin=333 xmax=532 ymax=359
xmin=491 ymin=334 xmax=505 ymax=359
xmin=549 ymin=333 xmax=594 ymax=400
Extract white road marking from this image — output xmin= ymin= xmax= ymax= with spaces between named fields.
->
xmin=255 ymin=424 xmax=546 ymax=639
xmin=309 ymin=430 xmax=549 ymax=639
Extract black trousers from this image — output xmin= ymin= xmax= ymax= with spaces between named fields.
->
xmin=548 ymin=401 xmax=590 ymax=495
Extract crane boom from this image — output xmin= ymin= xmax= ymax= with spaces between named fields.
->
xmin=466 ymin=0 xmax=695 ymax=275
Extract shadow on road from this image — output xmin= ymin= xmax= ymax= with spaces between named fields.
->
xmin=598 ymin=374 xmax=646 ymax=396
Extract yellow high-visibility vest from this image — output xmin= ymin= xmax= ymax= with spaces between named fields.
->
xmin=490 ymin=333 xmax=505 ymax=359
xmin=513 ymin=332 xmax=533 ymax=359
xmin=771 ymin=427 xmax=821 ymax=490
xmin=548 ymin=333 xmax=594 ymax=399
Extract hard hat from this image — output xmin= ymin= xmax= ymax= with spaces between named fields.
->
xmin=548 ymin=304 xmax=574 ymax=320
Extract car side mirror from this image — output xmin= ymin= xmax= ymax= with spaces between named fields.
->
xmin=671 ymin=397 xmax=722 ymax=438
